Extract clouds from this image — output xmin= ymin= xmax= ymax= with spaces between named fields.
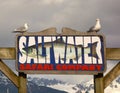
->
xmin=0 ymin=1 xmax=117 ymax=48
xmin=0 ymin=0 xmax=120 ymax=46
xmin=42 ymin=0 xmax=64 ymax=5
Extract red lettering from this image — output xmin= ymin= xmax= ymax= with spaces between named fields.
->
xmin=37 ymin=64 xmax=43 ymax=70
xmin=56 ymin=65 xmax=61 ymax=70
xmin=76 ymin=65 xmax=82 ymax=70
xmin=20 ymin=64 xmax=25 ymax=70
xmin=25 ymin=64 xmax=31 ymax=70
xmin=31 ymin=64 xmax=37 ymax=70
xmin=62 ymin=65 xmax=68 ymax=70
xmin=96 ymin=65 xmax=102 ymax=71
xmin=19 ymin=64 xmax=103 ymax=72
xmin=43 ymin=64 xmax=53 ymax=70
xmin=82 ymin=65 xmax=89 ymax=70
xmin=89 ymin=65 xmax=95 ymax=71
xmin=68 ymin=65 xmax=76 ymax=70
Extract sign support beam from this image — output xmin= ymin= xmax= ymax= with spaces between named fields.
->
xmin=0 ymin=48 xmax=120 ymax=60
xmin=103 ymin=61 xmax=120 ymax=89
xmin=0 ymin=48 xmax=15 ymax=59
xmin=94 ymin=73 xmax=104 ymax=93
xmin=0 ymin=59 xmax=27 ymax=93
xmin=0 ymin=59 xmax=19 ymax=87
xmin=0 ymin=28 xmax=119 ymax=93
xmin=18 ymin=72 xmax=27 ymax=93
xmin=106 ymin=48 xmax=120 ymax=60
xmin=0 ymin=48 xmax=120 ymax=92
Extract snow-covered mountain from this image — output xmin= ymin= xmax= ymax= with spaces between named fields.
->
xmin=0 ymin=72 xmax=120 ymax=93
xmin=48 ymin=76 xmax=120 ymax=93
xmin=0 ymin=72 xmax=67 ymax=93
xmin=105 ymin=76 xmax=120 ymax=93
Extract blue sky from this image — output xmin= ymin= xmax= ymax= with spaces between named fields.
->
xmin=0 ymin=0 xmax=120 ymax=83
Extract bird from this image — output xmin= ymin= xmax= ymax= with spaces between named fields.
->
xmin=87 ymin=18 xmax=101 ymax=33
xmin=13 ymin=23 xmax=28 ymax=33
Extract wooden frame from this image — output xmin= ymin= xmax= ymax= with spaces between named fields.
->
xmin=0 ymin=48 xmax=120 ymax=93
xmin=15 ymin=28 xmax=106 ymax=74
xmin=0 ymin=28 xmax=120 ymax=93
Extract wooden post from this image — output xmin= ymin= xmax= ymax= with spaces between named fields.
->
xmin=18 ymin=72 xmax=27 ymax=93
xmin=94 ymin=73 xmax=104 ymax=93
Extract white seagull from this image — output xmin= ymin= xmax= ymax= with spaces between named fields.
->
xmin=13 ymin=23 xmax=28 ymax=33
xmin=87 ymin=18 xmax=101 ymax=33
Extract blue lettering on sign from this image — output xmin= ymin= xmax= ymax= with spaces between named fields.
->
xmin=17 ymin=36 xmax=105 ymax=71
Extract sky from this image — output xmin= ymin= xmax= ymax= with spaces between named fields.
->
xmin=0 ymin=0 xmax=120 ymax=84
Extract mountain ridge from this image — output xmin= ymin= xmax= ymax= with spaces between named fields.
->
xmin=0 ymin=72 xmax=120 ymax=93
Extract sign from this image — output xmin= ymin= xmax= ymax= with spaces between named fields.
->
xmin=16 ymin=28 xmax=106 ymax=74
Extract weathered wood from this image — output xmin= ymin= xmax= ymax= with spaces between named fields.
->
xmin=62 ymin=27 xmax=100 ymax=35
xmin=22 ymin=27 xmax=58 ymax=35
xmin=94 ymin=73 xmax=104 ymax=93
xmin=0 ymin=28 xmax=119 ymax=93
xmin=0 ymin=48 xmax=15 ymax=59
xmin=0 ymin=59 xmax=19 ymax=87
xmin=103 ymin=61 xmax=120 ymax=89
xmin=18 ymin=72 xmax=27 ymax=93
xmin=106 ymin=48 xmax=120 ymax=60
xmin=0 ymin=48 xmax=120 ymax=60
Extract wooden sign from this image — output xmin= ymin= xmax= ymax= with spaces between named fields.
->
xmin=16 ymin=28 xmax=106 ymax=74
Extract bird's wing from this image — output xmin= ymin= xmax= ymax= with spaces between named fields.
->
xmin=14 ymin=26 xmax=26 ymax=31
xmin=87 ymin=26 xmax=95 ymax=32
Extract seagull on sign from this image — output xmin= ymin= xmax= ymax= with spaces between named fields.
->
xmin=87 ymin=18 xmax=101 ymax=33
xmin=13 ymin=23 xmax=28 ymax=33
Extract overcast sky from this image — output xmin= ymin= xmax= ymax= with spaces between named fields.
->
xmin=0 ymin=0 xmax=120 ymax=83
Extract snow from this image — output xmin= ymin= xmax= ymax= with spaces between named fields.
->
xmin=48 ymin=83 xmax=79 ymax=93
xmin=48 ymin=76 xmax=120 ymax=93
xmin=105 ymin=76 xmax=120 ymax=93
xmin=0 ymin=72 xmax=120 ymax=93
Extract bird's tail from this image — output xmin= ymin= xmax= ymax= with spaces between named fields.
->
xmin=87 ymin=30 xmax=93 ymax=33
xmin=87 ymin=30 xmax=97 ymax=33
xmin=12 ymin=30 xmax=17 ymax=33
xmin=87 ymin=30 xmax=91 ymax=33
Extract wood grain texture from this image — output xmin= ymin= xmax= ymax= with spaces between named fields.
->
xmin=0 ymin=59 xmax=19 ymax=87
xmin=106 ymin=48 xmax=120 ymax=60
xmin=0 ymin=48 xmax=120 ymax=60
xmin=103 ymin=62 xmax=120 ymax=89
xmin=94 ymin=73 xmax=104 ymax=93
xmin=18 ymin=72 xmax=27 ymax=93
xmin=0 ymin=48 xmax=15 ymax=59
